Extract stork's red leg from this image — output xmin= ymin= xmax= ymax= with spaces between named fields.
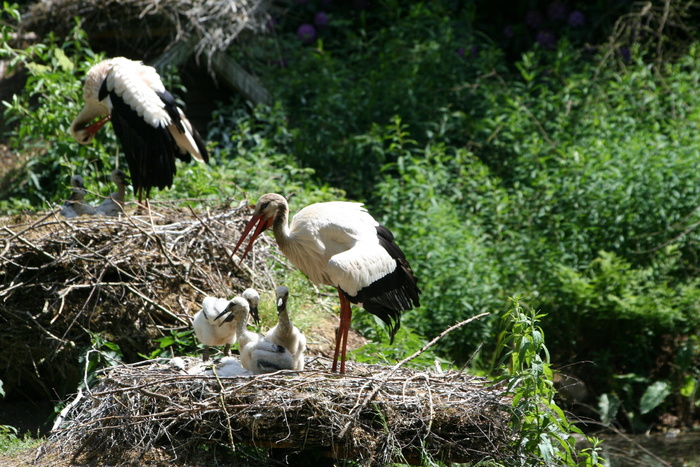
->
xmin=332 ymin=290 xmax=353 ymax=373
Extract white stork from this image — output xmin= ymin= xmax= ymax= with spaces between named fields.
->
xmin=231 ymin=193 xmax=421 ymax=374
xmin=60 ymin=174 xmax=97 ymax=217
xmin=96 ymin=169 xmax=129 ymax=216
xmin=192 ymin=296 xmax=239 ymax=361
xmin=218 ymin=296 xmax=294 ymax=375
xmin=265 ymin=286 xmax=307 ymax=371
xmin=70 ymin=57 xmax=208 ymax=203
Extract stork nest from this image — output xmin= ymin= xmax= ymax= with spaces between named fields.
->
xmin=0 ymin=200 xmax=278 ymax=400
xmin=38 ymin=356 xmax=515 ymax=466
xmin=21 ymin=0 xmax=270 ymax=62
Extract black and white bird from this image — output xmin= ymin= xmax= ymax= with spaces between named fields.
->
xmin=96 ymin=169 xmax=129 ymax=216
xmin=231 ymin=193 xmax=421 ymax=374
xmin=265 ymin=286 xmax=306 ymax=371
xmin=70 ymin=57 xmax=209 ymax=202
xmin=192 ymin=296 xmax=239 ymax=362
xmin=218 ymin=296 xmax=294 ymax=375
xmin=60 ymin=174 xmax=97 ymax=218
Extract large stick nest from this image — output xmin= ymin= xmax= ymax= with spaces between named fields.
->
xmin=39 ymin=356 xmax=515 ymax=466
xmin=21 ymin=0 xmax=271 ymax=62
xmin=0 ymin=200 xmax=276 ymax=400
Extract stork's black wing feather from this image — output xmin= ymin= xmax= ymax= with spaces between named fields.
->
xmin=105 ymin=83 xmax=185 ymax=195
xmin=344 ymin=225 xmax=421 ymax=342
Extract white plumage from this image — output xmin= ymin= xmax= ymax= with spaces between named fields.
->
xmin=192 ymin=296 xmax=239 ymax=361
xmin=96 ymin=169 xmax=129 ymax=216
xmin=70 ymin=57 xmax=208 ymax=201
xmin=203 ymin=356 xmax=252 ymax=377
xmin=265 ymin=286 xmax=306 ymax=371
xmin=60 ymin=175 xmax=97 ymax=218
xmin=231 ymin=193 xmax=420 ymax=374
xmin=223 ymin=296 xmax=294 ymax=375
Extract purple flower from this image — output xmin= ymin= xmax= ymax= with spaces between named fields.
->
xmin=314 ymin=12 xmax=330 ymax=28
xmin=525 ymin=10 xmax=543 ymax=29
xmin=536 ymin=30 xmax=556 ymax=49
xmin=547 ymin=1 xmax=567 ymax=21
xmin=457 ymin=47 xmax=465 ymax=57
xmin=503 ymin=25 xmax=514 ymax=39
xmin=568 ymin=10 xmax=585 ymax=28
xmin=297 ymin=23 xmax=316 ymax=43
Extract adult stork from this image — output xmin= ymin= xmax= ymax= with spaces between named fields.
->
xmin=70 ymin=57 xmax=208 ymax=203
xmin=60 ymin=174 xmax=97 ymax=218
xmin=217 ymin=296 xmax=294 ymax=375
xmin=96 ymin=169 xmax=129 ymax=216
xmin=231 ymin=193 xmax=421 ymax=373
xmin=266 ymin=286 xmax=307 ymax=371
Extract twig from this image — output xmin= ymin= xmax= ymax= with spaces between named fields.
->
xmin=339 ymin=312 xmax=490 ymax=438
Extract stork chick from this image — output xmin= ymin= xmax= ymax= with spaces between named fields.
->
xmin=96 ymin=169 xmax=129 ymax=216
xmin=266 ymin=286 xmax=306 ymax=371
xmin=242 ymin=287 xmax=261 ymax=325
xmin=219 ymin=296 xmax=293 ymax=375
xmin=192 ymin=296 xmax=239 ymax=361
xmin=60 ymin=175 xmax=97 ymax=218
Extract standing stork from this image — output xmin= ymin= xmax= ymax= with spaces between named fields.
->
xmin=231 ymin=193 xmax=421 ymax=374
xmin=70 ymin=57 xmax=208 ymax=203
xmin=266 ymin=286 xmax=307 ymax=371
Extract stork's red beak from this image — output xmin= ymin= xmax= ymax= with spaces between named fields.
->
xmin=231 ymin=214 xmax=271 ymax=263
xmin=85 ymin=115 xmax=111 ymax=135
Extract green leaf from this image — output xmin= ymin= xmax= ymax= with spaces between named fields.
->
xmin=54 ymin=48 xmax=74 ymax=72
xmin=639 ymin=380 xmax=671 ymax=414
xmin=598 ymin=393 xmax=620 ymax=425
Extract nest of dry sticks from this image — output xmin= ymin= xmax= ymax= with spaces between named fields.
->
xmin=40 ymin=356 xmax=514 ymax=466
xmin=22 ymin=0 xmax=270 ymax=62
xmin=0 ymin=200 xmax=277 ymax=400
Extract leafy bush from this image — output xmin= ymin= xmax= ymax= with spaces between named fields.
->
xmin=493 ymin=297 xmax=604 ymax=466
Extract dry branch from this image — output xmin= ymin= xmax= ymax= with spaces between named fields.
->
xmin=0 ymin=200 xmax=275 ymax=400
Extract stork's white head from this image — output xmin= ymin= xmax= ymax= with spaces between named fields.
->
xmin=241 ymin=288 xmax=260 ymax=324
xmin=215 ymin=296 xmax=250 ymax=324
xmin=70 ymin=60 xmax=115 ymax=145
xmin=70 ymin=175 xmax=86 ymax=190
xmin=110 ymin=169 xmax=130 ymax=187
xmin=275 ymin=286 xmax=289 ymax=315
xmin=231 ymin=193 xmax=288 ymax=262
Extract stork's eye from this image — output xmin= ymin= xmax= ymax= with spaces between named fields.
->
xmin=260 ymin=201 xmax=270 ymax=210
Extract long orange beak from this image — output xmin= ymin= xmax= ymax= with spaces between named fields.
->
xmin=85 ymin=115 xmax=111 ymax=136
xmin=231 ymin=214 xmax=271 ymax=263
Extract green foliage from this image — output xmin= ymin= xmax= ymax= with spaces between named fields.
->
xmin=0 ymin=426 xmax=41 ymax=457
xmin=139 ymin=329 xmax=198 ymax=360
xmin=79 ymin=332 xmax=123 ymax=390
xmin=494 ymin=297 xmax=604 ymax=466
xmin=0 ymin=12 xmax=117 ymax=212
